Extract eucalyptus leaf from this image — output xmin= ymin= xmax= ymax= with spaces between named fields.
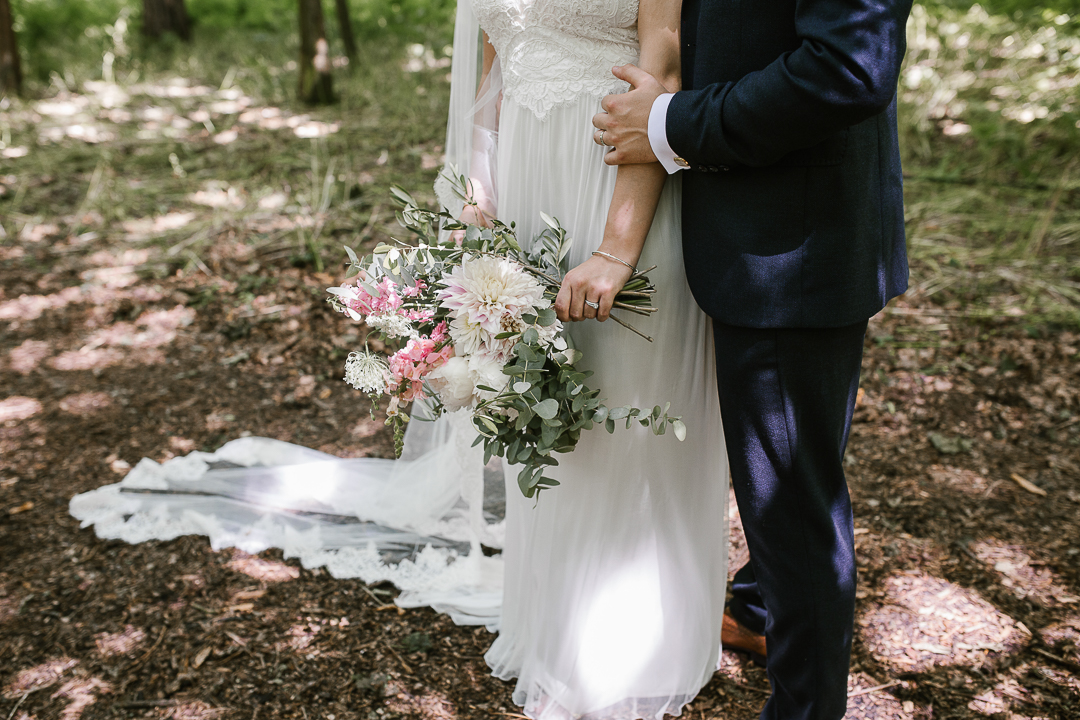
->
xmin=672 ymin=419 xmax=687 ymax=442
xmin=534 ymin=398 xmax=559 ymax=419
xmin=536 ymin=307 xmax=558 ymax=327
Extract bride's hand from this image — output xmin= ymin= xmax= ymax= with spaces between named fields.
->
xmin=555 ymin=254 xmax=634 ymax=323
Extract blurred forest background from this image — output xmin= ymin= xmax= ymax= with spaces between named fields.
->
xmin=1 ymin=1 xmax=1079 ymax=720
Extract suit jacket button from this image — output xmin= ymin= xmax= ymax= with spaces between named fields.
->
xmin=719 ymin=165 xmax=730 ymax=171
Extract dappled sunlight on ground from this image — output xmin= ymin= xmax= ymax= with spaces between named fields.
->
xmin=0 ymin=284 xmax=165 ymax=324
xmin=225 ymin=550 xmax=301 ymax=583
xmin=1040 ymin=614 xmax=1080 ymax=662
xmin=18 ymin=223 xmax=60 ymax=243
xmin=276 ymin=621 xmax=323 ymax=655
xmin=58 ymin=393 xmax=113 ymax=417
xmin=385 ymin=683 xmax=458 ymax=719
xmin=2 ymin=658 xmax=79 ymax=698
xmin=972 ymin=540 xmax=1079 ymax=606
xmin=51 ymin=678 xmax=110 ymax=720
xmin=925 ymin=464 xmax=1000 ymax=498
xmin=846 ymin=673 xmax=917 ymax=719
xmin=4 ymin=70 xmax=340 ymax=166
xmin=93 ymin=625 xmax=146 ymax=657
xmin=7 ymin=340 xmax=50 ymax=375
xmin=714 ymin=650 xmax=752 ymax=685
xmin=159 ymin=701 xmax=226 ymax=720
xmin=859 ymin=571 xmax=1027 ymax=673
xmin=45 ymin=305 xmax=193 ymax=372
xmin=189 ymin=183 xmax=246 ymax=210
xmin=121 ymin=211 xmax=197 ymax=241
xmin=0 ymin=397 xmax=43 ymax=423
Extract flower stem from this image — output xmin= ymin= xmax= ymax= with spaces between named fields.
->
xmin=608 ymin=314 xmax=653 ymax=342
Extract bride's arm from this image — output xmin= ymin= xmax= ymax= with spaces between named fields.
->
xmin=554 ymin=0 xmax=681 ymax=323
xmin=459 ymin=32 xmax=500 ymax=229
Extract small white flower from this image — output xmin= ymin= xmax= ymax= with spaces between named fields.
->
xmin=367 ymin=312 xmax=416 ymax=339
xmin=344 ymin=351 xmax=389 ymax=394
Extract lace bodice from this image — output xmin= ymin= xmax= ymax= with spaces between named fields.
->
xmin=473 ymin=0 xmax=639 ymax=119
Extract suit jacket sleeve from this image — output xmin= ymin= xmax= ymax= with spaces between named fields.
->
xmin=666 ymin=0 xmax=912 ymax=168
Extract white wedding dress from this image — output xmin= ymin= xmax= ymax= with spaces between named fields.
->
xmin=69 ymin=0 xmax=730 ymax=717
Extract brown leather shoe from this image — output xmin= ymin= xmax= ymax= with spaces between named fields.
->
xmin=722 ymin=612 xmax=767 ymax=666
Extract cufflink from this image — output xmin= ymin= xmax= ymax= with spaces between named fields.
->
xmin=674 ymin=157 xmax=690 ymax=168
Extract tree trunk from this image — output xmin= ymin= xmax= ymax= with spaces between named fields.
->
xmin=0 ymin=0 xmax=21 ymax=96
xmin=333 ymin=0 xmax=357 ymax=69
xmin=142 ymin=0 xmax=192 ymax=42
xmin=298 ymin=0 xmax=334 ymax=104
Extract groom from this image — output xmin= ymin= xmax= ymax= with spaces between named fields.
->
xmin=593 ymin=1 xmax=913 ymax=719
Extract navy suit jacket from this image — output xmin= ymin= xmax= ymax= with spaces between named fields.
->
xmin=667 ymin=0 xmax=913 ymax=328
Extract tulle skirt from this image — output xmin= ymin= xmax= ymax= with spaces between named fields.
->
xmin=485 ymin=94 xmax=730 ymax=720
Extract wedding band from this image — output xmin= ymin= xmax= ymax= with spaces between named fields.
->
xmin=584 ymin=300 xmax=600 ymax=309
xmin=598 ymin=130 xmax=608 ymax=147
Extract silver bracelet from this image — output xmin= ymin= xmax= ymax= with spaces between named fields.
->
xmin=591 ymin=250 xmax=636 ymax=273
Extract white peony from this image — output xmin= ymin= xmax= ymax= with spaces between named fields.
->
xmin=426 ymin=356 xmax=475 ymax=411
xmin=469 ymin=355 xmax=510 ymax=402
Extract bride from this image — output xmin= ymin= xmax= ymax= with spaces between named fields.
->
xmin=70 ymin=0 xmax=730 ymax=716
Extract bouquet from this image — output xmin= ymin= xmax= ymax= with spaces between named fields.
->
xmin=328 ymin=172 xmax=684 ymax=498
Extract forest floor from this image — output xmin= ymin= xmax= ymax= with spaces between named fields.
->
xmin=2 ymin=20 xmax=1080 ymax=720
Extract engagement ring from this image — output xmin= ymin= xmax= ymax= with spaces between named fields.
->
xmin=584 ymin=300 xmax=600 ymax=309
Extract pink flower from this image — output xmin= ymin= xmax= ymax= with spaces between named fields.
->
xmin=328 ymin=277 xmax=405 ymax=321
xmin=385 ymin=334 xmax=454 ymax=403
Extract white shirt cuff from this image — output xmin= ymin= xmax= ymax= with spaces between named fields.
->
xmin=648 ymin=93 xmax=686 ymax=174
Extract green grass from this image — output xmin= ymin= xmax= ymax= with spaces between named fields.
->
xmin=1 ymin=1 xmax=1078 ymax=327
xmin=898 ymin=3 xmax=1080 ymax=327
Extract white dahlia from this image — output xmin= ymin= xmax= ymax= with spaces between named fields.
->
xmin=439 ymin=255 xmax=548 ymax=358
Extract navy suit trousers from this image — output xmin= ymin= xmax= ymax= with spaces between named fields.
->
xmin=713 ymin=320 xmax=867 ymax=720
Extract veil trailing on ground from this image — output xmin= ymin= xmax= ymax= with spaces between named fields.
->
xmin=70 ymin=0 xmax=507 ymax=631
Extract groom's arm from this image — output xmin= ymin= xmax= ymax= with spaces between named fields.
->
xmin=598 ymin=0 xmax=913 ymax=168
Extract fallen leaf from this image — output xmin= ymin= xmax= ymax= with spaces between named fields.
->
xmin=231 ymin=589 xmax=265 ymax=601
xmin=192 ymin=646 xmax=212 ymax=669
xmin=1010 ymin=472 xmax=1047 ymax=497
xmin=8 ymin=501 xmax=34 ymax=515
xmin=929 ymin=432 xmax=972 ymax=455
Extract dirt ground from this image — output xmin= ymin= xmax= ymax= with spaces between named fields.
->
xmin=2 ymin=77 xmax=1080 ymax=720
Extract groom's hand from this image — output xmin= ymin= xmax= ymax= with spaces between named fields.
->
xmin=592 ymin=65 xmax=666 ymax=166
